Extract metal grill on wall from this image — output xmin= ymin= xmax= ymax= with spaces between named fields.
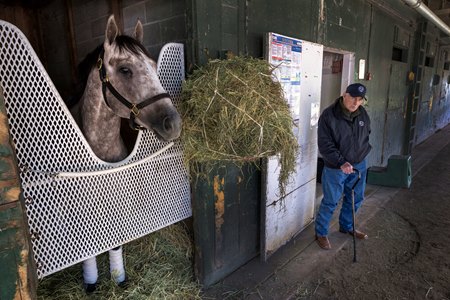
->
xmin=0 ymin=20 xmax=191 ymax=278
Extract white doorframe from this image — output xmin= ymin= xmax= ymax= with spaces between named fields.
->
xmin=323 ymin=46 xmax=355 ymax=93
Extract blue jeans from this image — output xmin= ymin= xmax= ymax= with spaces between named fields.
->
xmin=315 ymin=160 xmax=367 ymax=237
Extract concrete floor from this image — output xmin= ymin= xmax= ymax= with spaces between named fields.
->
xmin=202 ymin=124 xmax=450 ymax=299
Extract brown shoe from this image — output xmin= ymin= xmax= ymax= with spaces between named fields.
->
xmin=339 ymin=228 xmax=368 ymax=240
xmin=315 ymin=235 xmax=331 ymax=250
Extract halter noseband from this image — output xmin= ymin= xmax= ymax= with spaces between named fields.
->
xmin=96 ymin=48 xmax=170 ymax=130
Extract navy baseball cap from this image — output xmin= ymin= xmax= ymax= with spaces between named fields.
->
xmin=345 ymin=83 xmax=367 ymax=98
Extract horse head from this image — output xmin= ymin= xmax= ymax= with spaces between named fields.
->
xmin=99 ymin=15 xmax=181 ymax=141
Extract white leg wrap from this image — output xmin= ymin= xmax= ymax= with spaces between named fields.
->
xmin=82 ymin=257 xmax=98 ymax=284
xmin=109 ymin=246 xmax=125 ymax=283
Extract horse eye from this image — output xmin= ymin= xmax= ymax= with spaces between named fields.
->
xmin=119 ymin=67 xmax=132 ymax=76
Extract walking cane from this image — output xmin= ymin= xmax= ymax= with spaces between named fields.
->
xmin=351 ymin=169 xmax=361 ymax=263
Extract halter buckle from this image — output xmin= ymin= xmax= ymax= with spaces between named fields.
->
xmin=131 ymin=104 xmax=140 ymax=116
xmin=97 ymin=58 xmax=103 ymax=70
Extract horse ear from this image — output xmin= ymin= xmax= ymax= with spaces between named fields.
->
xmin=105 ymin=15 xmax=119 ymax=46
xmin=134 ymin=19 xmax=144 ymax=44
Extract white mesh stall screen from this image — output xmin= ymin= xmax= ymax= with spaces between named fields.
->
xmin=0 ymin=20 xmax=191 ymax=278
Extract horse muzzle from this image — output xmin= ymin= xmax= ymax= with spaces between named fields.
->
xmin=158 ymin=111 xmax=182 ymax=141
xmin=138 ymin=108 xmax=182 ymax=141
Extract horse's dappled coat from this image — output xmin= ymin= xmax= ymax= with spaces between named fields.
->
xmin=72 ymin=15 xmax=182 ymax=289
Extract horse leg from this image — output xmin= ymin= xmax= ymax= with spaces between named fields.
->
xmin=109 ymin=246 xmax=126 ymax=284
xmin=82 ymin=256 xmax=98 ymax=293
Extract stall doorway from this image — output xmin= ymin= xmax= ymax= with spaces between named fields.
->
xmin=316 ymin=49 xmax=354 ymax=207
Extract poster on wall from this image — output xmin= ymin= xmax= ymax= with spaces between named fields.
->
xmin=267 ymin=33 xmax=302 ymax=121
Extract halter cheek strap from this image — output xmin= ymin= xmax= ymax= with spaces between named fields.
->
xmin=97 ymin=49 xmax=170 ymax=130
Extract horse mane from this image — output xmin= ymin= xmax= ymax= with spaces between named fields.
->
xmin=66 ymin=35 xmax=152 ymax=109
xmin=115 ymin=35 xmax=152 ymax=58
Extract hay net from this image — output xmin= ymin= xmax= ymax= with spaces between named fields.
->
xmin=0 ymin=20 xmax=191 ymax=278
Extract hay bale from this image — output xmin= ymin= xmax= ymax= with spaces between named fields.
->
xmin=180 ymin=56 xmax=299 ymax=195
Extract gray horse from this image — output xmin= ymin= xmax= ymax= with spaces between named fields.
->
xmin=71 ymin=15 xmax=181 ymax=292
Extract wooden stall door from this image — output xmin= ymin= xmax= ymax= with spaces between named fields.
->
xmin=192 ymin=162 xmax=260 ymax=287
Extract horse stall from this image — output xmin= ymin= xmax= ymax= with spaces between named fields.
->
xmin=0 ymin=1 xmax=195 ymax=298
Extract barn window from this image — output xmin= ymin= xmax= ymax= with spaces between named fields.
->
xmin=392 ymin=47 xmax=407 ymax=63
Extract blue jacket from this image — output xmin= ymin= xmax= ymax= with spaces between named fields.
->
xmin=318 ymin=97 xmax=371 ymax=169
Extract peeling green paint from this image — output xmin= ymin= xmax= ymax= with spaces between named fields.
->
xmin=0 ymin=145 xmax=11 ymax=156
xmin=0 ymin=250 xmax=18 ymax=300
xmin=0 ymin=159 xmax=9 ymax=173
xmin=0 ymin=87 xmax=33 ymax=299
xmin=0 ymin=206 xmax=25 ymax=300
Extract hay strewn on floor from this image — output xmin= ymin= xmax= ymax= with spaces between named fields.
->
xmin=180 ymin=56 xmax=299 ymax=195
xmin=37 ymin=223 xmax=201 ymax=300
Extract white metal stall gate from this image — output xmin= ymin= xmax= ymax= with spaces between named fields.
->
xmin=0 ymin=20 xmax=191 ymax=278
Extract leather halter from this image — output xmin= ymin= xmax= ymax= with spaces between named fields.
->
xmin=96 ymin=48 xmax=170 ymax=130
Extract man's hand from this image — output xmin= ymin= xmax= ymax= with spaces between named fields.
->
xmin=340 ymin=162 xmax=353 ymax=174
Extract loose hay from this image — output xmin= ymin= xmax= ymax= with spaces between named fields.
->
xmin=180 ymin=56 xmax=299 ymax=195
xmin=37 ymin=223 xmax=201 ymax=300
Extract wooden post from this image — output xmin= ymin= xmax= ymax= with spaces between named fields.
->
xmin=65 ymin=0 xmax=78 ymax=87
xmin=0 ymin=87 xmax=36 ymax=299
xmin=110 ymin=0 xmax=123 ymax=32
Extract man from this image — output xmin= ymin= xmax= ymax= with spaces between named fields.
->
xmin=315 ymin=83 xmax=371 ymax=250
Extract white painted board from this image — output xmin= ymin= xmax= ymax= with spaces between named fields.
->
xmin=263 ymin=33 xmax=323 ymax=260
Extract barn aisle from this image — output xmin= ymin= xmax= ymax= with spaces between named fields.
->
xmin=202 ymin=124 xmax=450 ymax=299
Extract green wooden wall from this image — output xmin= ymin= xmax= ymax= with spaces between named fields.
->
xmin=187 ymin=0 xmax=450 ymax=167
xmin=0 ymin=87 xmax=36 ymax=300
